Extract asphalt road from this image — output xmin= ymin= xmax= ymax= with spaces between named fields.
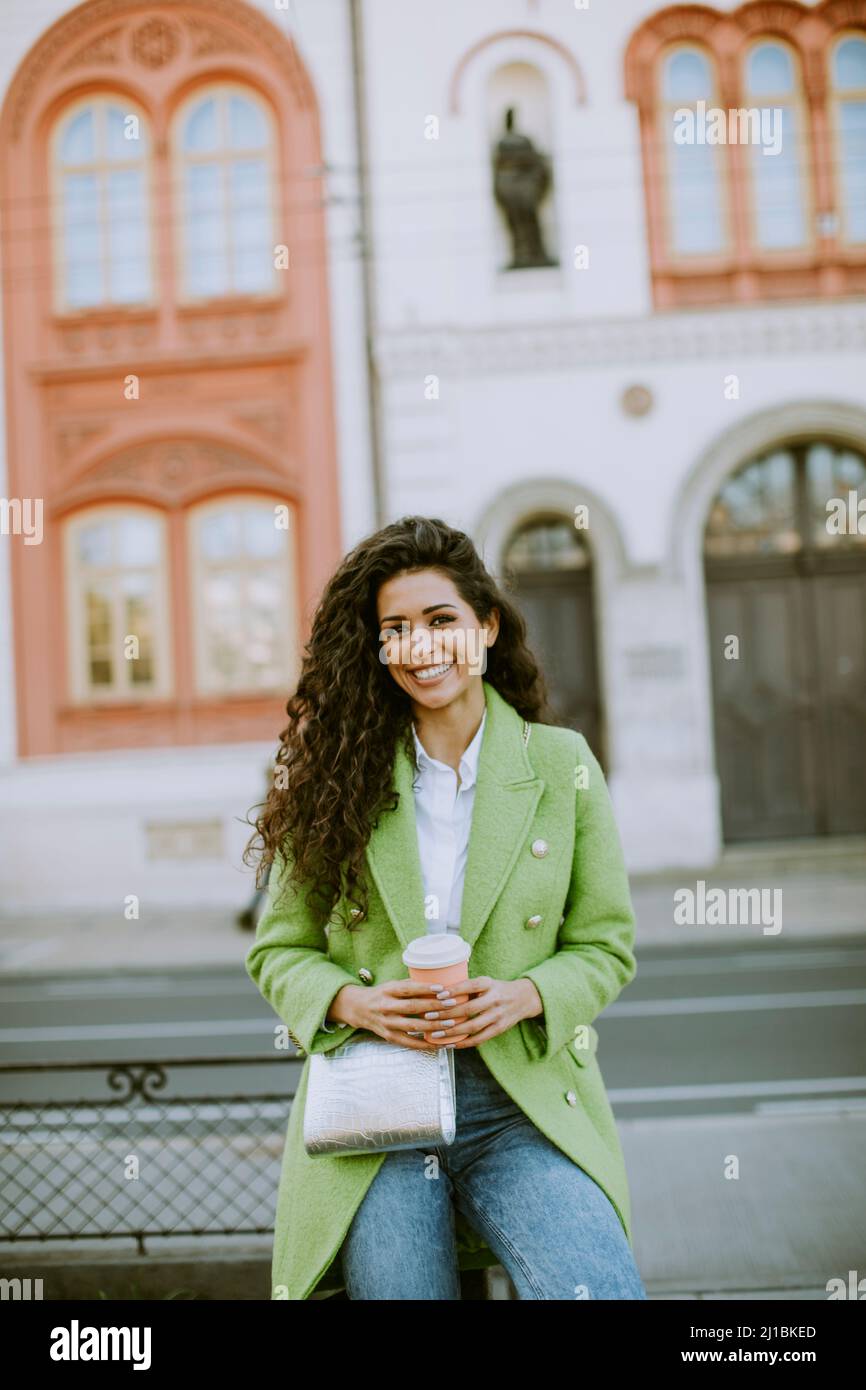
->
xmin=1 ymin=935 xmax=864 ymax=1118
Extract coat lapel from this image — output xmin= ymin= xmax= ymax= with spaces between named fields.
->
xmin=364 ymin=733 xmax=428 ymax=953
xmin=364 ymin=682 xmax=544 ymax=955
xmin=458 ymin=684 xmax=544 ymax=949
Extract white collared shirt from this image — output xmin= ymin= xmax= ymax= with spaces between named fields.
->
xmin=321 ymin=711 xmax=486 ymax=1032
xmin=411 ymin=710 xmax=486 ymax=935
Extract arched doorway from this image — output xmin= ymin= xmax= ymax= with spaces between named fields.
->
xmin=704 ymin=440 xmax=866 ymax=841
xmin=503 ymin=516 xmax=604 ymax=765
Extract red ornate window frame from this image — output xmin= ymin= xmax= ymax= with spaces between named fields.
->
xmin=625 ymin=0 xmax=866 ymax=307
xmin=0 ymin=1 xmax=342 ymax=756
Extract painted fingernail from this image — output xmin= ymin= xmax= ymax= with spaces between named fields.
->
xmin=431 ymin=1029 xmax=446 ymax=1037
xmin=424 ymin=1011 xmax=439 ymax=1020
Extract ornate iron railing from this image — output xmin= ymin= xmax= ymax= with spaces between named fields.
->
xmin=0 ymin=1056 xmax=299 ymax=1253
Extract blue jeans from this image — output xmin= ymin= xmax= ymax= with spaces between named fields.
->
xmin=338 ymin=1045 xmax=647 ymax=1300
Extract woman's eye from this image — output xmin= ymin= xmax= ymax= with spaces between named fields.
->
xmin=430 ymin=614 xmax=455 ymax=626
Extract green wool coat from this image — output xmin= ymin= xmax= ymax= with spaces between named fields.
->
xmin=245 ymin=680 xmax=638 ymax=1299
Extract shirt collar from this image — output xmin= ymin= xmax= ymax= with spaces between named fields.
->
xmin=412 ymin=710 xmax=487 ymax=790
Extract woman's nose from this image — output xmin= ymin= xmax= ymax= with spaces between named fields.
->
xmin=411 ymin=627 xmax=434 ymax=660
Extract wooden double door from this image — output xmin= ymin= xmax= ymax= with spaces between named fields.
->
xmin=705 ymin=443 xmax=866 ymax=841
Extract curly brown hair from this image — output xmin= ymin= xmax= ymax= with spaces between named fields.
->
xmin=244 ymin=515 xmax=552 ymax=924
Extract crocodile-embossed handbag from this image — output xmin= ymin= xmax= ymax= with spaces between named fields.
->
xmin=303 ymin=1034 xmax=457 ymax=1157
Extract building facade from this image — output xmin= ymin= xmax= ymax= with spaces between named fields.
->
xmin=0 ymin=0 xmax=376 ymax=910
xmin=363 ymin=0 xmax=866 ymax=871
xmin=1 ymin=0 xmax=864 ymax=912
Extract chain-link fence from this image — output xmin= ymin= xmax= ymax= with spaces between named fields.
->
xmin=0 ymin=1057 xmax=298 ymax=1252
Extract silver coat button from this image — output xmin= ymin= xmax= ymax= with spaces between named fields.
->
xmin=531 ymin=839 xmax=549 ymax=858
xmin=358 ymin=967 xmax=373 ymax=983
xmin=565 ymin=1090 xmax=578 ymax=1107
xmin=525 ymin=914 xmax=543 ymax=929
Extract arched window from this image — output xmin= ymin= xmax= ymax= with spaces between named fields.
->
xmin=503 ymin=516 xmax=590 ymax=572
xmin=660 ymin=47 xmax=727 ymax=255
xmin=53 ymin=98 xmax=152 ymax=309
xmin=176 ymin=86 xmax=276 ymax=299
xmin=744 ymin=42 xmax=809 ymax=250
xmin=832 ymin=35 xmax=866 ymax=244
xmin=704 ymin=451 xmax=799 ymax=557
xmin=189 ymin=496 xmax=297 ymax=695
xmin=64 ymin=507 xmax=170 ymax=701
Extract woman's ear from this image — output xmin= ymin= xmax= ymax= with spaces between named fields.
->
xmin=484 ymin=607 xmax=500 ymax=647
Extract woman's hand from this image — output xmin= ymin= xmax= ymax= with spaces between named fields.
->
xmin=333 ymin=979 xmax=466 ymax=1051
xmin=426 ymin=976 xmax=544 ymax=1049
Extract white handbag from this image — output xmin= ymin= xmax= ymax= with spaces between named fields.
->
xmin=303 ymin=1033 xmax=457 ymax=1157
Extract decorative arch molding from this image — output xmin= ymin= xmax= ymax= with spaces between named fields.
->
xmin=448 ymin=29 xmax=587 ymax=114
xmin=2 ymin=0 xmax=314 ymax=142
xmin=473 ymin=476 xmax=628 ymax=581
xmin=671 ymin=397 xmax=866 ymax=579
xmin=52 ymin=435 xmax=300 ymax=515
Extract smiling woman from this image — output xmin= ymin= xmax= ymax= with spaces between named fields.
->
xmin=244 ymin=516 xmax=646 ymax=1300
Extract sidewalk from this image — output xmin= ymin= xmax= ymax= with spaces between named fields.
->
xmin=1 ymin=838 xmax=864 ymax=976
xmin=3 ymin=1109 xmax=860 ymax=1301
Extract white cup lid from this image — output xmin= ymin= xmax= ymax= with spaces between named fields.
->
xmin=402 ymin=933 xmax=471 ymax=969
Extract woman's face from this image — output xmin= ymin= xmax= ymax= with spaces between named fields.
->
xmin=376 ymin=568 xmax=499 ymax=712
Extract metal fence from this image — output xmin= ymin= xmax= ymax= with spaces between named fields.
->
xmin=0 ymin=1056 xmax=298 ymax=1252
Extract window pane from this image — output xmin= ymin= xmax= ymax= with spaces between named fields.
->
xmin=118 ymin=515 xmax=159 ymax=565
xmin=106 ymin=105 xmax=145 ymax=161
xmin=122 ymin=572 xmax=156 ymax=683
xmin=186 ymin=164 xmax=227 ymax=296
xmin=78 ymin=519 xmax=114 ymax=567
xmin=202 ymin=572 xmax=243 ymax=683
xmin=747 ymin=43 xmax=794 ymax=96
xmin=107 ymin=169 xmax=150 ymax=301
xmin=505 ymin=520 xmax=589 ymax=572
xmin=835 ymin=37 xmax=866 ymax=91
xmin=750 ymin=107 xmax=806 ymax=248
xmin=705 ymin=451 xmax=799 ymax=556
xmin=86 ymin=583 xmax=113 ymax=685
xmin=184 ymin=97 xmax=220 ymax=153
xmin=200 ymin=509 xmax=242 ymax=560
xmin=839 ymin=101 xmax=866 ymax=242
xmin=808 ymin=442 xmax=866 ymax=547
xmin=669 ymin=142 xmax=725 ymax=253
xmin=246 ymin=573 xmax=282 ymax=683
xmin=63 ymin=173 xmax=102 ymax=306
xmin=230 ymin=160 xmax=271 ymax=290
xmin=663 ymin=49 xmax=712 ymax=103
xmin=228 ymin=95 xmax=268 ymax=150
xmin=242 ymin=506 xmax=283 ymax=557
xmin=60 ymin=108 xmax=96 ymax=165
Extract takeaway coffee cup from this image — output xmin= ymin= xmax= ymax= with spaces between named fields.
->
xmin=402 ymin=933 xmax=472 ymax=1045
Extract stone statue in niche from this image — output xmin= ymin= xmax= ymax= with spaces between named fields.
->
xmin=492 ymin=107 xmax=557 ymax=270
